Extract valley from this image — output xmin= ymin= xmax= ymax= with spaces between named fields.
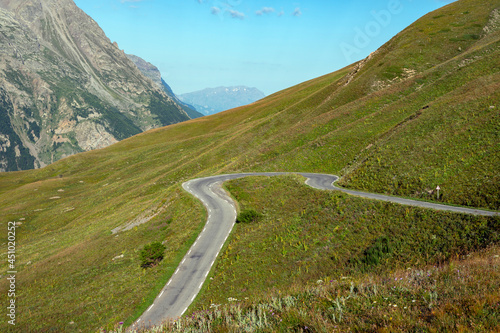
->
xmin=0 ymin=0 xmax=499 ymax=332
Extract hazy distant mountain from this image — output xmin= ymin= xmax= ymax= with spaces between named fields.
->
xmin=179 ymin=86 xmax=266 ymax=115
xmin=0 ymin=0 xmax=197 ymax=172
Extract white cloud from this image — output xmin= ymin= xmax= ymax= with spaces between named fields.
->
xmin=211 ymin=7 xmax=221 ymax=15
xmin=277 ymin=10 xmax=285 ymax=17
xmin=292 ymin=7 xmax=302 ymax=17
xmin=228 ymin=9 xmax=245 ymax=20
xmin=256 ymin=7 xmax=275 ymax=16
xmin=120 ymin=0 xmax=143 ymax=2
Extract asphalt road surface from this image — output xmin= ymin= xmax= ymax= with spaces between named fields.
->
xmin=131 ymin=172 xmax=498 ymax=330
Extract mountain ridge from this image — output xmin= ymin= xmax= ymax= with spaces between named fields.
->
xmin=0 ymin=0 xmax=196 ymax=172
xmin=179 ymin=85 xmax=266 ymax=115
xmin=125 ymin=54 xmax=203 ymax=119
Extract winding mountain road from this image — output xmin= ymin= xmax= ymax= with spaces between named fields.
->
xmin=131 ymin=172 xmax=498 ymax=330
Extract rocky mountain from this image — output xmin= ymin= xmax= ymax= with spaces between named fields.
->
xmin=179 ymin=86 xmax=266 ymax=115
xmin=0 ymin=0 xmax=197 ymax=172
xmin=125 ymin=54 xmax=163 ymax=88
xmin=126 ymin=54 xmax=202 ymax=120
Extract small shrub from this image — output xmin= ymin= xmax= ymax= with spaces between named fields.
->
xmin=236 ymin=209 xmax=261 ymax=223
xmin=350 ymin=236 xmax=393 ymax=267
xmin=362 ymin=236 xmax=391 ymax=266
xmin=140 ymin=241 xmax=166 ymax=268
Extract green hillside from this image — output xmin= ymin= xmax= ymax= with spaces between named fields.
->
xmin=0 ymin=0 xmax=498 ymax=331
xmin=183 ymin=175 xmax=499 ymax=332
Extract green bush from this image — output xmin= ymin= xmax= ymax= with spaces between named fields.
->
xmin=236 ymin=209 xmax=262 ymax=223
xmin=361 ymin=236 xmax=392 ymax=266
xmin=140 ymin=241 xmax=166 ymax=268
xmin=349 ymin=236 xmax=393 ymax=268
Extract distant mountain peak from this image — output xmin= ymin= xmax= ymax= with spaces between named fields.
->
xmin=179 ymin=86 xmax=265 ymax=115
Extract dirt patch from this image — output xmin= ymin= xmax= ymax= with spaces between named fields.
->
xmin=111 ymin=201 xmax=172 ymax=234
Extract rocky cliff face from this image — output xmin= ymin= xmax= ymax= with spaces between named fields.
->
xmin=0 ymin=0 xmax=195 ymax=171
xmin=126 ymin=54 xmax=203 ymax=120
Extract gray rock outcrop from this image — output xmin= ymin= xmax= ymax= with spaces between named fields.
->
xmin=0 ymin=0 xmax=196 ymax=171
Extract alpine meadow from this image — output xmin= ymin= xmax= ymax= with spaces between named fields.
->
xmin=0 ymin=0 xmax=499 ymax=332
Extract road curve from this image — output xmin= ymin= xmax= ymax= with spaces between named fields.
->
xmin=131 ymin=172 xmax=498 ymax=330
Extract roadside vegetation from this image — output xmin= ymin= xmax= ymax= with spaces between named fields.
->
xmin=140 ymin=242 xmax=167 ymax=268
xmin=0 ymin=0 xmax=498 ymax=331
xmin=236 ymin=209 xmax=262 ymax=224
xmin=191 ymin=176 xmax=499 ymax=308
xmin=122 ymin=247 xmax=500 ymax=332
xmin=116 ymin=175 xmax=500 ymax=332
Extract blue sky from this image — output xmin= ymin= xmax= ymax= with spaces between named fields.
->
xmin=73 ymin=0 xmax=455 ymax=96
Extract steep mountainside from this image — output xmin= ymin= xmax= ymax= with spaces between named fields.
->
xmin=0 ymin=0 xmax=195 ymax=172
xmin=126 ymin=54 xmax=203 ymax=120
xmin=0 ymin=0 xmax=498 ymax=332
xmin=179 ymin=86 xmax=266 ymax=115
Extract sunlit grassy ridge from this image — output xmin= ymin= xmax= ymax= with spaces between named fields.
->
xmin=0 ymin=0 xmax=499 ymax=331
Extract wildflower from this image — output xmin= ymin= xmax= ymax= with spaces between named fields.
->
xmin=119 ymin=322 xmax=123 ymax=325
xmin=412 ymin=300 xmax=416 ymax=303
xmin=393 ymin=305 xmax=397 ymax=308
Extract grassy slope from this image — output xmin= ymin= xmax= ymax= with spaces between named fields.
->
xmin=335 ymin=1 xmax=500 ymax=209
xmin=0 ymin=0 xmax=498 ymax=331
xmin=162 ymin=175 xmax=500 ymax=332
xmin=195 ymin=176 xmax=499 ymax=305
